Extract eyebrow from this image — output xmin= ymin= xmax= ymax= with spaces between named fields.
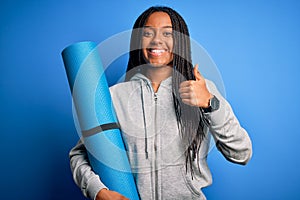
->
xmin=144 ymin=25 xmax=173 ymax=29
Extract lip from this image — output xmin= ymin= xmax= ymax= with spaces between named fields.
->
xmin=147 ymin=48 xmax=168 ymax=57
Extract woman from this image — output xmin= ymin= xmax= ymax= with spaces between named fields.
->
xmin=69 ymin=6 xmax=252 ymax=200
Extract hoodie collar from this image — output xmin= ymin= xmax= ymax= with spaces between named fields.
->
xmin=130 ymin=73 xmax=172 ymax=92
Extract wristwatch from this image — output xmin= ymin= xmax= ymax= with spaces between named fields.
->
xmin=202 ymin=95 xmax=220 ymax=113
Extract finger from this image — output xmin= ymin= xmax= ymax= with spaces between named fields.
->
xmin=179 ymin=80 xmax=193 ymax=89
xmin=178 ymin=86 xmax=192 ymax=94
xmin=179 ymin=86 xmax=195 ymax=95
xmin=181 ymin=98 xmax=192 ymax=106
xmin=179 ymin=92 xmax=192 ymax=99
xmin=193 ymin=64 xmax=203 ymax=81
xmin=182 ymin=99 xmax=194 ymax=106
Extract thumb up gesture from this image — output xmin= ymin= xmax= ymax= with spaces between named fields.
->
xmin=179 ymin=64 xmax=213 ymax=108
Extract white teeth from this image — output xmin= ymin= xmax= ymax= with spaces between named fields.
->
xmin=150 ymin=49 xmax=165 ymax=53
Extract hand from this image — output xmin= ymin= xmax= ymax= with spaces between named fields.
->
xmin=179 ymin=64 xmax=213 ymax=108
xmin=96 ymin=189 xmax=129 ymax=200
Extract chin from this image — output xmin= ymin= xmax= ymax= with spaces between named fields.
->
xmin=149 ymin=64 xmax=172 ymax=69
xmin=149 ymin=63 xmax=165 ymax=67
xmin=148 ymin=60 xmax=173 ymax=67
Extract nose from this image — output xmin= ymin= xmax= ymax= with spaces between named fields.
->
xmin=150 ymin=32 xmax=163 ymax=45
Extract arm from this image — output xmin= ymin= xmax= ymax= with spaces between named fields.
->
xmin=205 ymin=80 xmax=252 ymax=164
xmin=69 ymin=139 xmax=107 ymax=199
xmin=179 ymin=64 xmax=252 ymax=165
xmin=69 ymin=140 xmax=130 ymax=200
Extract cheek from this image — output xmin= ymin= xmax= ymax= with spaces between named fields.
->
xmin=141 ymin=39 xmax=149 ymax=59
xmin=167 ymin=40 xmax=174 ymax=60
xmin=142 ymin=49 xmax=148 ymax=61
xmin=141 ymin=40 xmax=146 ymax=49
xmin=141 ymin=37 xmax=150 ymax=48
xmin=167 ymin=39 xmax=174 ymax=52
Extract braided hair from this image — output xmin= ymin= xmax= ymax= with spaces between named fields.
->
xmin=125 ymin=6 xmax=206 ymax=177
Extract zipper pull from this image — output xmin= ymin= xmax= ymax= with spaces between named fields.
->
xmin=154 ymin=93 xmax=158 ymax=101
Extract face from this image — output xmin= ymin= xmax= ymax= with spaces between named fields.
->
xmin=142 ymin=12 xmax=174 ymax=67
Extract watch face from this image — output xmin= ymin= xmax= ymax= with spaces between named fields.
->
xmin=202 ymin=95 xmax=220 ymax=113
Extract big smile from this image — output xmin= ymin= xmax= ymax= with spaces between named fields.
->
xmin=147 ymin=48 xmax=168 ymax=56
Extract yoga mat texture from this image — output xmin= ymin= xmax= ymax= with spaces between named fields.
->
xmin=62 ymin=41 xmax=140 ymax=199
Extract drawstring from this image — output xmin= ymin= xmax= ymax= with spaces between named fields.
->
xmin=140 ymin=80 xmax=149 ymax=159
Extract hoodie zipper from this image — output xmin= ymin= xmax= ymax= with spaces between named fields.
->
xmin=154 ymin=92 xmax=162 ymax=199
xmin=154 ymin=92 xmax=158 ymax=152
xmin=153 ymin=92 xmax=158 ymax=200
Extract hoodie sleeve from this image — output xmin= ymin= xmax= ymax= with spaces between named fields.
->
xmin=69 ymin=139 xmax=108 ymax=199
xmin=204 ymin=80 xmax=252 ymax=165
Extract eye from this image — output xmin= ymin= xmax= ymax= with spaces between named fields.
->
xmin=162 ymin=31 xmax=173 ymax=37
xmin=143 ymin=30 xmax=154 ymax=37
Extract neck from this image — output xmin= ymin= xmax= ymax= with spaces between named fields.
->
xmin=146 ymin=65 xmax=172 ymax=93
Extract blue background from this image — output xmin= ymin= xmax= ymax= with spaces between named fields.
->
xmin=1 ymin=0 xmax=299 ymax=199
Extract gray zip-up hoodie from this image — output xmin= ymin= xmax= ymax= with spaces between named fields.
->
xmin=69 ymin=73 xmax=252 ymax=200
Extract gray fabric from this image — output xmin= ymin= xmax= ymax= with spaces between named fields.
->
xmin=69 ymin=73 xmax=252 ymax=200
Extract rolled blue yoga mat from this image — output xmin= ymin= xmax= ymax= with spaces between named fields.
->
xmin=62 ymin=41 xmax=140 ymax=199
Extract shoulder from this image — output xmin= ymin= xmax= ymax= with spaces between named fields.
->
xmin=109 ymin=80 xmax=141 ymax=97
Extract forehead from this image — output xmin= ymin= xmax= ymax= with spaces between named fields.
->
xmin=145 ymin=12 xmax=172 ymax=27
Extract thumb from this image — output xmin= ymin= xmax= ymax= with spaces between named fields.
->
xmin=193 ymin=64 xmax=202 ymax=81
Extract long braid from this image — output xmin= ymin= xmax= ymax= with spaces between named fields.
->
xmin=126 ymin=6 xmax=206 ymax=178
xmin=169 ymin=8 xmax=206 ymax=177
